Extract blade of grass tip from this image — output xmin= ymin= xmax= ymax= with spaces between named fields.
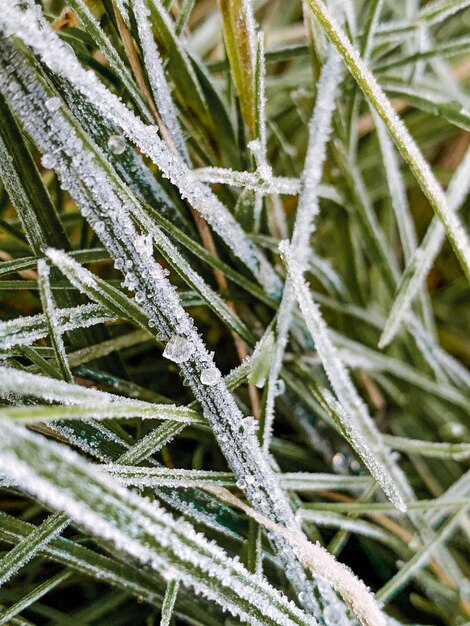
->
xmin=0 ymin=421 xmax=318 ymax=626
xmin=280 ymin=240 xmax=407 ymax=513
xmin=37 ymin=260 xmax=73 ymax=383
xmin=379 ymin=143 xmax=470 ymax=347
xmin=160 ymin=578 xmax=180 ymax=626
xmin=262 ymin=48 xmax=343 ymax=452
xmin=0 ymin=512 xmax=68 ymax=587
xmin=0 ymin=4 xmax=281 ymax=298
xmin=0 ymin=31 xmax=322 ymax=615
xmin=305 ymin=0 xmax=470 ymax=282
xmin=376 ymin=508 xmax=466 ymax=604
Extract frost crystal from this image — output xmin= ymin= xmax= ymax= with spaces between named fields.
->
xmin=41 ymin=153 xmax=56 ymax=169
xmin=163 ymin=335 xmax=194 ymax=363
xmin=44 ymin=96 xmax=61 ymax=112
xmin=200 ymin=367 xmax=221 ymax=386
xmin=107 ymin=134 xmax=126 ymax=155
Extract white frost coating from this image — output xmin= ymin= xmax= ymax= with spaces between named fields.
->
xmin=0 ymin=303 xmax=114 ymax=351
xmin=306 ymin=0 xmax=470 ymax=282
xmin=280 ymin=240 xmax=407 ymax=512
xmin=0 ymin=421 xmax=318 ymax=626
xmin=262 ymin=50 xmax=343 ymax=451
xmin=0 ymin=33 xmax=324 ymax=614
xmin=0 ymin=2 xmax=280 ymax=296
xmin=380 ymin=144 xmax=470 ymax=347
xmin=133 ymin=0 xmax=189 ymax=162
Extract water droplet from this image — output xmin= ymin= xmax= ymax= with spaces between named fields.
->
xmin=349 ymin=459 xmax=361 ymax=473
xmin=200 ymin=367 xmax=220 ymax=386
xmin=163 ymin=335 xmax=193 ymax=363
xmin=441 ymin=422 xmax=465 ymax=438
xmin=45 ymin=96 xmax=61 ymax=112
xmin=237 ymin=479 xmax=247 ymax=489
xmin=107 ymin=134 xmax=126 ymax=155
xmin=332 ymin=452 xmax=347 ymax=473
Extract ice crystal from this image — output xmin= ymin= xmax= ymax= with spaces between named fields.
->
xmin=44 ymin=96 xmax=61 ymax=112
xmin=163 ymin=335 xmax=194 ymax=364
xmin=200 ymin=367 xmax=221 ymax=386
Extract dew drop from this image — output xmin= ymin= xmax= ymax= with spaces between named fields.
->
xmin=442 ymin=421 xmax=465 ymax=438
xmin=107 ymin=134 xmax=126 ymax=155
xmin=332 ymin=452 xmax=347 ymax=473
xmin=163 ymin=335 xmax=193 ymax=363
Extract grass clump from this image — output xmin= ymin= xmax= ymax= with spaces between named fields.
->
xmin=0 ymin=0 xmax=469 ymax=624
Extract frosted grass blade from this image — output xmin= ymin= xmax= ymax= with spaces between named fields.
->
xmin=0 ymin=421 xmax=318 ymax=626
xmin=281 ymin=240 xmax=407 ymax=512
xmin=380 ymin=144 xmax=470 ymax=347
